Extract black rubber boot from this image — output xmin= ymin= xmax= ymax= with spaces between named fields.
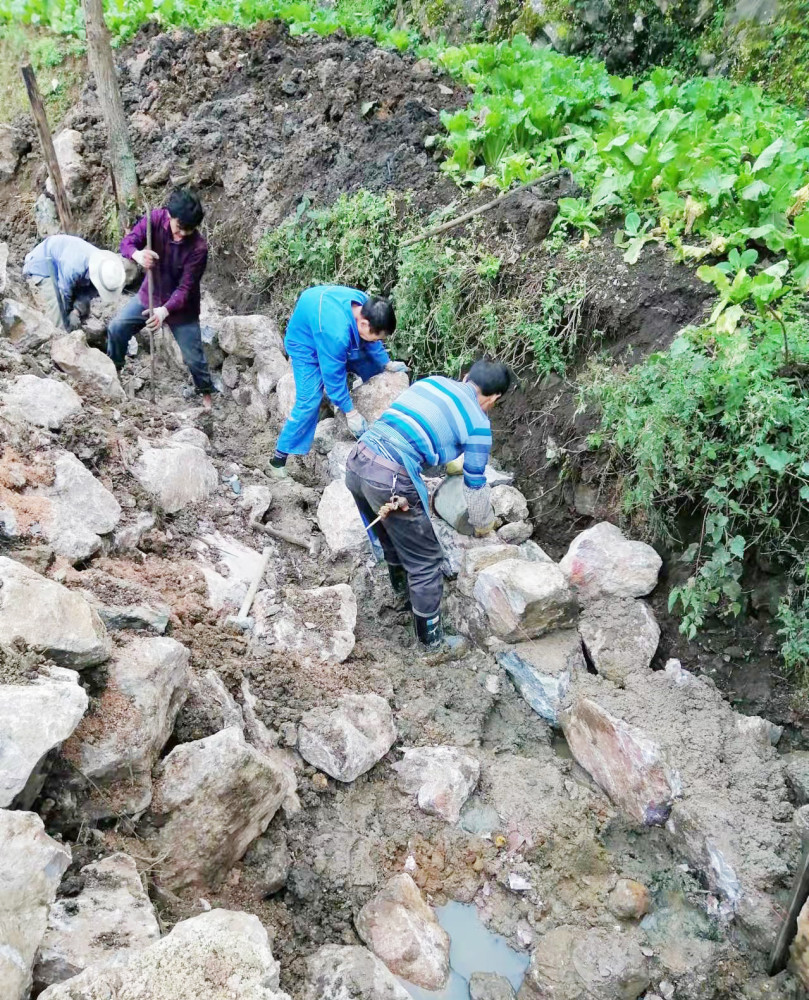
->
xmin=413 ymin=611 xmax=469 ymax=662
xmin=387 ymin=563 xmax=411 ymax=610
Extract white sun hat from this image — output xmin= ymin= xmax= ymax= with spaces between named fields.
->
xmin=88 ymin=249 xmax=126 ymax=303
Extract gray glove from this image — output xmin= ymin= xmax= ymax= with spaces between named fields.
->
xmin=385 ymin=360 xmax=410 ymax=374
xmin=346 ymin=409 xmax=368 ymax=439
xmin=464 ymin=483 xmax=495 ymax=530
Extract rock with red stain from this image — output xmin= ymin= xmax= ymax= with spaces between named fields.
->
xmin=393 ymin=745 xmax=480 ymax=824
xmin=559 ymin=522 xmax=661 ymax=604
xmin=560 ymin=696 xmax=681 ymax=826
xmin=355 ymin=873 xmax=450 ymax=990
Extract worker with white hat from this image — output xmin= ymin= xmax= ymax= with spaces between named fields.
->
xmin=23 ymin=234 xmax=127 ymax=331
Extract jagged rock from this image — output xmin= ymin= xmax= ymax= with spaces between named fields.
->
xmin=132 ymin=439 xmax=218 ymax=513
xmin=393 ymin=745 xmax=480 ymax=823
xmin=240 ymin=484 xmax=273 ymax=520
xmin=496 ymin=520 xmax=533 ymax=544
xmin=94 ymin=599 xmax=170 ymax=634
xmin=0 ymin=665 xmax=88 ymax=808
xmin=469 ymin=973 xmax=516 ymax=1000
xmin=578 ymin=598 xmax=660 ymax=684
xmin=35 ymin=452 xmax=121 ymax=563
xmin=254 ymin=346 xmax=290 ymax=396
xmin=275 ymin=370 xmax=297 ymax=420
xmin=457 ymin=544 xmax=523 ymax=597
xmin=256 ymin=584 xmax=357 ymax=663
xmin=1 ymin=374 xmax=82 ymax=428
xmin=72 ymin=569 xmax=171 ymax=635
xmin=608 ymin=878 xmax=650 ymax=920
xmin=784 ymin=752 xmax=809 ymax=805
xmin=327 ymin=440 xmax=355 ymax=480
xmin=524 ymin=925 xmax=649 ymax=1000
xmin=317 ymin=480 xmax=369 ymax=557
xmin=35 ymin=193 xmax=60 ymax=238
xmin=113 ymin=512 xmax=156 ymax=552
xmin=175 ymin=668 xmax=243 ymax=743
xmin=298 ymin=693 xmax=396 ymax=782
xmin=0 ymin=557 xmax=111 ymax=668
xmin=195 ymin=531 xmax=273 ymax=611
xmin=561 ymin=696 xmax=681 ymax=826
xmin=0 ymin=123 xmax=29 ymax=181
xmin=473 ymin=559 xmax=577 ymax=641
xmin=46 ymin=129 xmax=85 ymax=200
xmin=217 ymin=314 xmax=283 ymax=358
xmin=491 ymin=484 xmax=529 ymax=523
xmin=314 ymin=417 xmax=339 ymax=455
xmin=51 ymin=331 xmax=125 ymax=399
xmin=243 ymin=827 xmax=289 ymax=897
xmin=559 ymin=522 xmax=662 ymax=603
xmin=334 ymin=370 xmax=409 ymax=429
xmin=496 ymin=629 xmax=585 ymax=725
xmin=355 ymin=873 xmax=450 ymax=990
xmin=305 ymin=944 xmax=412 ymax=1000
xmin=0 ymin=809 xmax=71 ymax=1000
xmin=2 ymin=299 xmax=60 ymax=351
xmin=222 ymin=353 xmax=241 ymax=388
xmin=38 ymin=909 xmax=290 ymax=1000
xmin=34 ymin=853 xmax=160 ymax=990
xmin=142 ymin=726 xmax=290 ymax=891
xmin=58 ymin=637 xmax=190 ymax=819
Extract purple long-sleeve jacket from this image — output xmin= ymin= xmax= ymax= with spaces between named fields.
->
xmin=120 ymin=208 xmax=207 ymax=325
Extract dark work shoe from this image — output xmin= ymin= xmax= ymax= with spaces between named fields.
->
xmin=387 ymin=564 xmax=411 ymax=610
xmin=413 ymin=611 xmax=470 ymax=662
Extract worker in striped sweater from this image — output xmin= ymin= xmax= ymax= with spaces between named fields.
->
xmin=345 ymin=359 xmax=513 ymax=657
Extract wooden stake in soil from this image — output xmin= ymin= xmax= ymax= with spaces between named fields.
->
xmin=400 ymin=169 xmax=565 ymax=248
xmin=20 ymin=64 xmax=73 ymax=233
xmin=145 ymin=203 xmax=157 ymax=404
xmin=82 ymin=0 xmax=139 ymax=228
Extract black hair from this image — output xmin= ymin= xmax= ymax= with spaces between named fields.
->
xmin=361 ymin=296 xmax=396 ymax=335
xmin=166 ymin=188 xmax=204 ymax=229
xmin=467 ymin=359 xmax=513 ymax=396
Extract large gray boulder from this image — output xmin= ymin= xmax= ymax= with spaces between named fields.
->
xmin=317 ymin=480 xmax=369 ymax=557
xmin=142 ymin=726 xmax=291 ymax=891
xmin=59 ymin=636 xmax=191 ymax=818
xmin=34 ymin=852 xmax=160 ymax=990
xmin=355 ymin=873 xmax=450 ymax=990
xmin=0 ymin=664 xmax=88 ymax=808
xmin=131 ymin=438 xmax=218 ymax=513
xmin=38 ymin=909 xmax=291 ymax=1000
xmin=1 ymin=374 xmax=82 ymax=428
xmin=333 ymin=370 xmax=409 ymax=430
xmin=1 ymin=299 xmax=60 ymax=351
xmin=298 ymin=693 xmax=397 ymax=783
xmin=51 ymin=331 xmax=125 ymax=400
xmin=496 ymin=628 xmax=585 ymax=726
xmin=305 ymin=944 xmax=412 ymax=1000
xmin=35 ymin=451 xmax=122 ymax=563
xmin=0 ymin=557 xmax=111 ymax=668
xmin=578 ymin=598 xmax=660 ymax=685
xmin=217 ymin=313 xmax=283 ymax=358
xmin=0 ymin=809 xmax=71 ymax=1000
xmin=473 ymin=558 xmax=577 ymax=641
xmin=560 ymin=522 xmax=662 ymax=604
xmin=46 ymin=128 xmax=85 ymax=201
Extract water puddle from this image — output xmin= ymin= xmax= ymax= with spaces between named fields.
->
xmin=400 ymin=901 xmax=530 ymax=1000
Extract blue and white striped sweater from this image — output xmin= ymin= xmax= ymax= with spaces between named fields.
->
xmin=375 ymin=376 xmax=491 ymax=490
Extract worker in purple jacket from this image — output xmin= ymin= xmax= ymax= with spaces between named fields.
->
xmin=107 ymin=189 xmax=215 ymax=409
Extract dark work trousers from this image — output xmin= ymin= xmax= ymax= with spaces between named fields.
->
xmin=106 ymin=295 xmax=215 ymax=394
xmin=345 ymin=443 xmax=444 ymax=618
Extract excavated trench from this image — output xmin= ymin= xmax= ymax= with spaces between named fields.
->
xmin=0 ymin=18 xmax=807 ymax=1000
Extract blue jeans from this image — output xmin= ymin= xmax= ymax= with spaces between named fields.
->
xmin=277 ymin=343 xmax=385 ymax=455
xmin=107 ymin=296 xmax=214 ymax=394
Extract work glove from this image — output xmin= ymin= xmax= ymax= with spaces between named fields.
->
xmin=385 ymin=360 xmax=409 ymax=374
xmin=132 ymin=248 xmax=160 ymax=270
xmin=143 ymin=305 xmax=169 ymax=332
xmin=346 ymin=409 xmax=368 ymax=439
xmin=67 ymin=309 xmax=82 ymax=332
xmin=473 ymin=521 xmax=496 ymax=538
xmin=445 ymin=456 xmax=464 ymax=476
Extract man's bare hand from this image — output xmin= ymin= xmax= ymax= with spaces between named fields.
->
xmin=143 ymin=306 xmax=168 ymax=332
xmin=132 ymin=248 xmax=160 ymax=270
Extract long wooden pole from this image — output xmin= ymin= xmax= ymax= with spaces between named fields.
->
xmin=82 ymin=0 xmax=138 ymax=227
xmin=20 ymin=64 xmax=73 ymax=233
xmin=145 ymin=205 xmax=156 ymax=404
xmin=400 ymin=169 xmax=564 ymax=248
xmin=769 ymin=843 xmax=809 ymax=975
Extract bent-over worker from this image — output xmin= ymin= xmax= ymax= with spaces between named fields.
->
xmin=345 ymin=359 xmax=513 ymax=657
xmin=267 ymin=284 xmax=406 ymax=479
xmin=23 ymin=235 xmax=126 ymax=331
xmin=107 ymin=188 xmax=216 ymax=409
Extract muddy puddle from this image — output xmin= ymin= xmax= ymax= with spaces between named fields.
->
xmin=401 ymin=901 xmax=530 ymax=999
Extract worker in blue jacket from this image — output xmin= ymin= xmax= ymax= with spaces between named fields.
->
xmin=268 ymin=285 xmax=405 ymax=479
